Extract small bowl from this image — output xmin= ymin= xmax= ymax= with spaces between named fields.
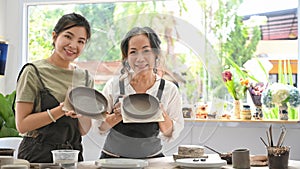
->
xmin=68 ymin=87 xmax=108 ymax=118
xmin=0 ymin=148 xmax=15 ymax=156
xmin=123 ymin=93 xmax=159 ymax=119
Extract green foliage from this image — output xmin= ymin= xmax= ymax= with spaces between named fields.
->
xmin=0 ymin=91 xmax=20 ymax=137
xmin=212 ymin=0 xmax=261 ymax=68
xmin=28 ymin=8 xmax=64 ymax=61
xmin=176 ymin=52 xmax=204 ymax=103
xmin=28 ymin=2 xmax=163 ymax=62
xmin=221 ymin=15 xmax=261 ymax=67
xmin=76 ymin=3 xmax=120 ymax=61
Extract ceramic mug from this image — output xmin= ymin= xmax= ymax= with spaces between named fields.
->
xmin=232 ymin=148 xmax=250 ymax=169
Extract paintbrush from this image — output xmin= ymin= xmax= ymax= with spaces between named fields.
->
xmin=269 ymin=124 xmax=274 ymax=147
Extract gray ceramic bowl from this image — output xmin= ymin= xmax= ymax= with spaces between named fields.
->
xmin=68 ymin=87 xmax=108 ymax=118
xmin=123 ymin=93 xmax=159 ymax=119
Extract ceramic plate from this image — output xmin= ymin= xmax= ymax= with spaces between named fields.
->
xmin=95 ymin=158 xmax=148 ymax=169
xmin=176 ymin=158 xmax=227 ymax=168
xmin=123 ymin=93 xmax=159 ymax=119
xmin=68 ymin=87 xmax=108 ymax=118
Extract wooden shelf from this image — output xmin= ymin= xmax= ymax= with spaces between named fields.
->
xmin=184 ymin=118 xmax=300 ymax=124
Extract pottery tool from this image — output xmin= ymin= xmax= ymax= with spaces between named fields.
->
xmin=260 ymin=137 xmax=268 ymax=147
xmin=266 ymin=131 xmax=271 ymax=147
xmin=269 ymin=124 xmax=274 ymax=147
xmin=277 ymin=126 xmax=287 ymax=147
xmin=204 ymin=145 xmax=222 ymax=155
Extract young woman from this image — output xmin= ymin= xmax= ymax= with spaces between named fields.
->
xmin=96 ymin=26 xmax=184 ymax=159
xmin=15 ymin=13 xmax=94 ymax=163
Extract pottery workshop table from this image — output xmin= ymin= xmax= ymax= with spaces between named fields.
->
xmin=77 ymin=156 xmax=300 ymax=169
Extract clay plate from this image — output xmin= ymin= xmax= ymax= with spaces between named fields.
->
xmin=123 ymin=93 xmax=159 ymax=119
xmin=68 ymin=87 xmax=108 ymax=118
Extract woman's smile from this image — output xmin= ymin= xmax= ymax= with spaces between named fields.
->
xmin=64 ymin=47 xmax=76 ymax=56
xmin=135 ymin=64 xmax=149 ymax=70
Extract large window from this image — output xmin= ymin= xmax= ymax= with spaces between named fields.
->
xmin=25 ymin=0 xmax=299 ymax=120
xmin=26 ymin=0 xmax=216 ymax=103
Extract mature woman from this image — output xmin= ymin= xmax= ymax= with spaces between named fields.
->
xmin=95 ymin=26 xmax=184 ymax=159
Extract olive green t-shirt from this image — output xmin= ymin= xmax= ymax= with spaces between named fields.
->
xmin=16 ymin=59 xmax=94 ymax=113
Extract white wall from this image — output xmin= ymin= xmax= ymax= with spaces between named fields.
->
xmin=163 ymin=121 xmax=300 ymax=160
xmin=0 ymin=0 xmax=23 ymax=95
xmin=81 ymin=121 xmax=300 ymax=161
xmin=0 ymin=0 xmax=6 ymax=93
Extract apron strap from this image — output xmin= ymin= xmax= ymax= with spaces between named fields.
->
xmin=13 ymin=63 xmax=45 ymax=114
xmin=156 ymin=79 xmax=165 ymax=101
xmin=85 ymin=69 xmax=89 ymax=87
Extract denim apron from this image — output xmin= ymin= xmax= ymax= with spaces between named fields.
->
xmin=17 ymin=63 xmax=87 ymax=163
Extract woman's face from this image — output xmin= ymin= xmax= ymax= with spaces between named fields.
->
xmin=53 ymin=26 xmax=87 ymax=62
xmin=127 ymin=34 xmax=156 ymax=74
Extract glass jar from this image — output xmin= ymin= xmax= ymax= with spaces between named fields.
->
xmin=241 ymin=105 xmax=252 ymax=120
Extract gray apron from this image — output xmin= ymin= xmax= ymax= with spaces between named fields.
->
xmin=102 ymin=79 xmax=165 ymax=158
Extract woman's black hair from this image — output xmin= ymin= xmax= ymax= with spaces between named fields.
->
xmin=52 ymin=12 xmax=91 ymax=46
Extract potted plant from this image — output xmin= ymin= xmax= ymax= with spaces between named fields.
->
xmin=0 ymin=91 xmax=20 ymax=137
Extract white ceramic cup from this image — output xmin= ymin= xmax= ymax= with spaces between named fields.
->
xmin=232 ymin=148 xmax=250 ymax=169
xmin=0 ymin=156 xmax=14 ymax=167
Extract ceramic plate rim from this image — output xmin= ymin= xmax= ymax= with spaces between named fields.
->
xmin=123 ymin=93 xmax=159 ymax=119
xmin=175 ymin=158 xmax=227 ymax=168
xmin=95 ymin=158 xmax=149 ymax=168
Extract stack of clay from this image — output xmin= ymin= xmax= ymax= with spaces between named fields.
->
xmin=173 ymin=145 xmax=208 ymax=161
xmin=250 ymin=155 xmax=268 ymax=166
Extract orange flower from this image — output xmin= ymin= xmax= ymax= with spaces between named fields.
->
xmin=240 ymin=78 xmax=249 ymax=86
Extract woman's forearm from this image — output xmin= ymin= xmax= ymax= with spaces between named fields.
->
xmin=99 ymin=113 xmax=122 ymax=132
xmin=78 ymin=116 xmax=92 ymax=135
xmin=159 ymin=112 xmax=173 ymax=137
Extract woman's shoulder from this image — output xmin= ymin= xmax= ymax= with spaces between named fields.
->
xmin=19 ymin=59 xmax=46 ymax=74
xmin=31 ymin=59 xmax=48 ymax=67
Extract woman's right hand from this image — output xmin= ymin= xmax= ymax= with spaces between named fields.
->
xmin=105 ymin=102 xmax=123 ymax=127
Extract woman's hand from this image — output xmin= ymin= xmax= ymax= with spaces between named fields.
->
xmin=107 ymin=102 xmax=123 ymax=125
xmin=158 ymin=104 xmax=173 ymax=137
xmin=98 ymin=102 xmax=123 ymax=131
